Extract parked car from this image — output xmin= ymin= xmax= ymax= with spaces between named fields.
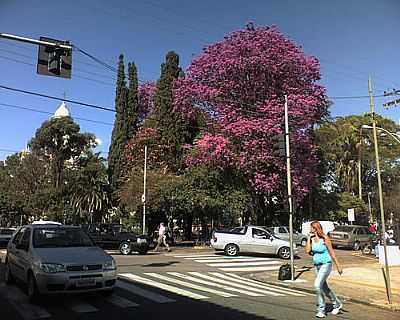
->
xmin=302 ymin=221 xmax=337 ymax=236
xmin=264 ymin=226 xmax=308 ymax=246
xmin=211 ymin=225 xmax=298 ymax=259
xmin=82 ymin=224 xmax=150 ymax=255
xmin=4 ymin=223 xmax=117 ymax=301
xmin=0 ymin=227 xmax=16 ymax=247
xmin=328 ymin=225 xmax=375 ymax=250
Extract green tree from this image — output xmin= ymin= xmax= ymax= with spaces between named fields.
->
xmin=109 ymin=54 xmax=128 ymax=191
xmin=70 ymin=154 xmax=111 ymax=224
xmin=149 ymin=51 xmax=184 ymax=169
xmin=126 ymin=62 xmax=139 ymax=139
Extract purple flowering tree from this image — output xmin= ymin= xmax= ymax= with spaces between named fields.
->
xmin=174 ymin=25 xmax=328 ymax=207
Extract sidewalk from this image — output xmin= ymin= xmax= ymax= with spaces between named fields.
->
xmin=249 ymin=254 xmax=400 ymax=311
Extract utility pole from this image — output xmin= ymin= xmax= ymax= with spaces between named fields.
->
xmin=142 ymin=145 xmax=148 ymax=235
xmin=358 ymin=128 xmax=363 ymax=200
xmin=284 ymin=95 xmax=295 ymax=281
xmin=369 ymin=76 xmax=392 ymax=304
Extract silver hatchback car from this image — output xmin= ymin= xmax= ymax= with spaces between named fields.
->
xmin=5 ymin=224 xmax=117 ymax=301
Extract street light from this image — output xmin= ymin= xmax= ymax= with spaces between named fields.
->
xmin=361 ymin=125 xmax=400 ymax=144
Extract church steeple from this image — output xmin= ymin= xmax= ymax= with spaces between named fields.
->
xmin=52 ymin=101 xmax=71 ymax=118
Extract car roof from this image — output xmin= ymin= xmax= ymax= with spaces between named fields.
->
xmin=26 ymin=224 xmax=78 ymax=229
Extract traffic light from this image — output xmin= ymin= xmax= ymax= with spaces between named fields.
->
xmin=272 ymin=133 xmax=286 ymax=157
xmin=37 ymin=37 xmax=72 ymax=78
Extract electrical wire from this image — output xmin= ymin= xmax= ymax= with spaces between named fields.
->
xmin=0 ymin=102 xmax=113 ymax=126
xmin=0 ymin=84 xmax=116 ymax=113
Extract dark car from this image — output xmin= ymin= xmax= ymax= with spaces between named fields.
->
xmin=0 ymin=228 xmax=16 ymax=248
xmin=82 ymin=224 xmax=150 ymax=255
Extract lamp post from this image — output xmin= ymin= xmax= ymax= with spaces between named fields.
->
xmin=361 ymin=125 xmax=400 ymax=145
xmin=366 ymin=76 xmax=392 ymax=304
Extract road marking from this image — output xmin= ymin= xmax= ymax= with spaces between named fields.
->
xmin=66 ymin=302 xmax=98 ymax=313
xmin=207 ymin=261 xmax=282 ymax=267
xmin=117 ymin=278 xmax=176 ymax=303
xmin=0 ymin=285 xmax=51 ymax=319
xmin=218 ymin=265 xmax=281 ymax=272
xmin=105 ymin=294 xmax=139 ymax=308
xmin=144 ymin=273 xmax=236 ymax=298
xmin=211 ymin=273 xmax=309 ymax=296
xmin=118 ymin=274 xmax=208 ymax=300
xmin=167 ymin=272 xmax=263 ymax=297
xmin=170 ymin=254 xmax=219 ymax=258
xmin=188 ymin=272 xmax=283 ymax=296
xmin=194 ymin=257 xmax=276 ymax=263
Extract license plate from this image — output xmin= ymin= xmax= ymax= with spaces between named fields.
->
xmin=332 ymin=235 xmax=341 ymax=239
xmin=137 ymin=238 xmax=147 ymax=243
xmin=76 ymin=279 xmax=96 ymax=287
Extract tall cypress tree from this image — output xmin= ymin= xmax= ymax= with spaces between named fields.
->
xmin=126 ymin=62 xmax=139 ymax=140
xmin=108 ymin=55 xmax=127 ymax=192
xmin=151 ymin=51 xmax=184 ymax=165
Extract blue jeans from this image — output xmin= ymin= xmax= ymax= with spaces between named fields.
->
xmin=314 ymin=263 xmax=341 ymax=313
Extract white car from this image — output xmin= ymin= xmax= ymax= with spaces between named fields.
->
xmin=5 ymin=224 xmax=117 ymax=301
xmin=211 ymin=225 xmax=298 ymax=259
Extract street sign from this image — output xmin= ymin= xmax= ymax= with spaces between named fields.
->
xmin=37 ymin=37 xmax=72 ymax=78
xmin=347 ymin=208 xmax=355 ymax=222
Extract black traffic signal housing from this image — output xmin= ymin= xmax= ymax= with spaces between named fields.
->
xmin=37 ymin=37 xmax=72 ymax=78
xmin=272 ymin=133 xmax=286 ymax=157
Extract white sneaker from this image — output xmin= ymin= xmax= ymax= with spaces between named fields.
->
xmin=316 ymin=311 xmax=326 ymax=318
xmin=331 ymin=304 xmax=343 ymax=315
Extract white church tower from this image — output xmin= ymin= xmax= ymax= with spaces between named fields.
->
xmin=52 ymin=101 xmax=71 ymax=119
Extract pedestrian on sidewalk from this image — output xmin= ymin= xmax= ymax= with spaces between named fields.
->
xmin=154 ymin=222 xmax=171 ymax=252
xmin=305 ymin=220 xmax=343 ymax=318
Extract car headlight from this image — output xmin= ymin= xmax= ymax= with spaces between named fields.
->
xmin=40 ymin=263 xmax=66 ymax=273
xmin=104 ymin=259 xmax=116 ymax=271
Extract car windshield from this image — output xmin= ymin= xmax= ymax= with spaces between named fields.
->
xmin=334 ymin=226 xmax=355 ymax=232
xmin=33 ymin=227 xmax=94 ymax=248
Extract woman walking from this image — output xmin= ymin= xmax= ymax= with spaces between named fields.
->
xmin=305 ymin=221 xmax=343 ymax=318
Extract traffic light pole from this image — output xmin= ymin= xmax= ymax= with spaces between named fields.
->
xmin=284 ymin=95 xmax=295 ymax=281
xmin=0 ymin=33 xmax=72 ymax=50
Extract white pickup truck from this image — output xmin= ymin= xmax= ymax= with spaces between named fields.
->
xmin=211 ymin=225 xmax=298 ymax=259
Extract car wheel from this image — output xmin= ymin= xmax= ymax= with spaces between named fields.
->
xmin=119 ymin=241 xmax=132 ymax=255
xmin=4 ymin=259 xmax=14 ymax=285
xmin=278 ymin=246 xmax=291 ymax=259
xmin=225 ymin=244 xmax=239 ymax=256
xmin=301 ymin=238 xmax=307 ymax=247
xmin=27 ymin=272 xmax=40 ymax=302
xmin=353 ymin=241 xmax=361 ymax=251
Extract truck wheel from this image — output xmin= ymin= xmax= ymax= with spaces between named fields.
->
xmin=225 ymin=244 xmax=239 ymax=256
xmin=119 ymin=241 xmax=131 ymax=255
xmin=278 ymin=247 xmax=291 ymax=259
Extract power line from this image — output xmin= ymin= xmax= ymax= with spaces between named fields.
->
xmin=0 ymin=102 xmax=113 ymax=126
xmin=0 ymin=84 xmax=116 ymax=113
xmin=0 ymin=54 xmax=115 ymax=86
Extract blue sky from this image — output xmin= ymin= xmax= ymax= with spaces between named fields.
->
xmin=1 ymin=0 xmax=399 ymax=160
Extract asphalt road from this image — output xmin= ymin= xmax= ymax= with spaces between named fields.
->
xmin=0 ymin=247 xmax=398 ymax=320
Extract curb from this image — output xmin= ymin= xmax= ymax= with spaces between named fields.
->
xmin=247 ymin=274 xmax=400 ymax=312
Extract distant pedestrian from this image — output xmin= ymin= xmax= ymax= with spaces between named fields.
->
xmin=305 ymin=221 xmax=343 ymax=318
xmin=154 ymin=223 xmax=171 ymax=252
xmin=368 ymin=223 xmax=377 ymax=234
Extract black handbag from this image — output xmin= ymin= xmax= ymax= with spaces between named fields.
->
xmin=278 ymin=263 xmax=292 ymax=280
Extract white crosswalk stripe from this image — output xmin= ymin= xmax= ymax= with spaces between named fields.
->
xmin=171 ymin=253 xmax=283 ymax=272
xmin=0 ymin=271 xmax=308 ymax=318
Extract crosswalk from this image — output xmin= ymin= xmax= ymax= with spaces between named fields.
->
xmin=0 ymin=272 xmax=309 ymax=319
xmin=169 ymin=253 xmax=284 ymax=272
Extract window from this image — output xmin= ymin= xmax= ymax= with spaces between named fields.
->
xmin=252 ymin=228 xmax=269 ymax=239
xmin=279 ymin=227 xmax=287 ymax=234
xmin=20 ymin=228 xmax=31 ymax=248
xmin=230 ymin=227 xmax=246 ymax=234
xmin=12 ymin=228 xmax=25 ymax=245
xmin=33 ymin=227 xmax=94 ymax=248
